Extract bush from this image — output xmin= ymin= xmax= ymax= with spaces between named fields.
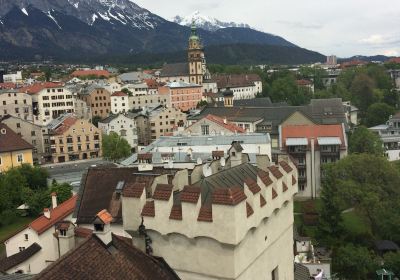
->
xmin=0 ymin=209 xmax=18 ymax=227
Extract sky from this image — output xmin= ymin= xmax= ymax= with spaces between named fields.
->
xmin=135 ymin=0 xmax=400 ymax=58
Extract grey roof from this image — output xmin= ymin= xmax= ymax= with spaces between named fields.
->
xmin=143 ymin=134 xmax=270 ymax=152
xmin=216 ymin=98 xmax=288 ymax=108
xmin=0 ymin=243 xmax=41 ymax=273
xmin=189 ymin=98 xmax=348 ymax=135
xmin=191 ymin=163 xmax=258 ymax=205
xmin=118 ymin=71 xmax=153 ymax=82
xmin=98 ymin=113 xmax=138 ymax=124
xmin=160 ymin=63 xmax=189 ymax=77
xmin=294 ymin=263 xmax=311 ymax=280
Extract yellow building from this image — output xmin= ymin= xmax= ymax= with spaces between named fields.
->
xmin=0 ymin=123 xmax=33 ymax=173
xmin=49 ymin=115 xmax=102 ymax=163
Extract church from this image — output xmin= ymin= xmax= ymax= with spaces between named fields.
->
xmin=159 ymin=23 xmax=210 ymax=85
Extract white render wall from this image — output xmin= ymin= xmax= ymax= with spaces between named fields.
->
xmin=98 ymin=114 xmax=138 ymax=150
xmin=111 ymin=95 xmax=129 ymax=114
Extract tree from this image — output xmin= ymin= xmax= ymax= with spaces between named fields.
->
xmin=383 ymin=251 xmax=400 ymax=276
xmin=365 ymin=103 xmax=396 ymax=127
xmin=196 ymin=100 xmax=208 ymax=108
xmin=349 ymin=126 xmax=384 ymax=156
xmin=49 ymin=181 xmax=73 ymax=204
xmin=17 ymin=164 xmax=49 ymax=190
xmin=350 ymin=73 xmax=377 ymax=114
xmin=332 ymin=244 xmax=377 ymax=280
xmin=102 ymin=132 xmax=131 ymax=162
xmin=92 ymin=116 xmax=102 ymax=128
xmin=121 ymin=88 xmax=133 ymax=96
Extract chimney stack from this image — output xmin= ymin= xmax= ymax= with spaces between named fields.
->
xmin=44 ymin=208 xmax=51 ymax=219
xmin=51 ymin=192 xmax=58 ymax=209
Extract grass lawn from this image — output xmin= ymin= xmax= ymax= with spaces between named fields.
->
xmin=342 ymin=210 xmax=369 ymax=236
xmin=0 ymin=216 xmax=36 ymax=258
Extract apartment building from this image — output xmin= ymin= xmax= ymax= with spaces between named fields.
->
xmin=80 ymin=86 xmax=111 ymax=119
xmin=280 ymin=124 xmax=348 ymax=198
xmin=0 ymin=90 xmax=34 ymax=121
xmin=128 ymin=94 xmax=171 ymax=110
xmin=136 ymin=106 xmax=186 ymax=144
xmin=48 ymin=115 xmax=102 ymax=163
xmin=370 ymin=112 xmax=400 ymax=161
xmin=159 ymin=82 xmax=202 ymax=112
xmin=74 ymin=98 xmax=92 ymax=121
xmin=111 ymin=91 xmax=129 ymax=114
xmin=19 ymin=82 xmax=75 ymax=126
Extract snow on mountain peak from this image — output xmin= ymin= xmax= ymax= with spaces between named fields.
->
xmin=173 ymin=11 xmax=251 ymax=32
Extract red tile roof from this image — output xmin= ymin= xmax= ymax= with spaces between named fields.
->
xmin=111 ymin=91 xmax=128 ymax=97
xmin=197 ymin=206 xmax=212 ymax=222
xmin=138 ymin=153 xmax=152 ymax=160
xmin=258 ymin=170 xmax=273 ymax=186
xmin=212 ymin=150 xmax=224 ymax=158
xmin=0 ymin=123 xmax=33 ymax=153
xmin=246 ymin=202 xmax=254 ymax=217
xmin=169 ymin=205 xmax=182 ymax=220
xmin=260 ymin=194 xmax=266 ymax=207
xmin=30 ymin=195 xmax=77 ymax=235
xmin=272 ymin=188 xmax=278 ymax=199
xmin=74 ymin=227 xmax=93 ymax=238
xmin=279 ymin=161 xmax=293 ymax=173
xmin=388 ymin=57 xmax=400 ymax=64
xmin=123 ymin=183 xmax=146 ymax=198
xmin=141 ymin=201 xmax=155 ymax=217
xmin=212 ymin=187 xmax=247 ymax=205
xmin=244 ymin=178 xmax=261 ymax=194
xmin=268 ymin=166 xmax=283 ymax=179
xmin=181 ymin=186 xmax=201 ymax=203
xmin=204 ymin=114 xmax=246 ymax=133
xmin=281 ymin=124 xmax=346 ymax=149
xmin=296 ymin=79 xmax=313 ymax=86
xmin=96 ymin=209 xmax=113 ymax=224
xmin=71 ymin=70 xmax=110 ymax=78
xmin=153 ymin=184 xmax=173 ymax=201
xmin=0 ymin=82 xmax=16 ymax=90
xmin=144 ymin=79 xmax=164 ymax=89
xmin=19 ymin=82 xmax=62 ymax=95
xmin=53 ymin=116 xmax=78 ymax=135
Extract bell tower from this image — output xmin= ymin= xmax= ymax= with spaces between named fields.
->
xmin=188 ymin=22 xmax=206 ymax=85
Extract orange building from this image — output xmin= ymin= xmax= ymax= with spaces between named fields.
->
xmin=159 ymin=81 xmax=202 ymax=112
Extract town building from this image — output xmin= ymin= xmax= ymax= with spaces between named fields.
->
xmin=188 ymin=98 xmax=348 ymax=148
xmin=296 ymin=79 xmax=314 ymax=93
xmin=326 ymin=55 xmax=337 ymax=65
xmin=118 ymin=71 xmax=153 ymax=83
xmin=79 ymin=86 xmax=111 ymax=119
xmin=32 ymin=233 xmax=179 ymax=280
xmin=342 ymin=101 xmax=359 ymax=126
xmin=388 ymin=69 xmax=400 ymax=90
xmin=48 ymin=115 xmax=102 ymax=163
xmin=280 ymin=124 xmax=348 ymax=198
xmin=370 ymin=113 xmax=400 ymax=161
xmin=0 ymin=123 xmax=33 ymax=172
xmin=70 ymin=69 xmax=110 ymax=79
xmin=110 ymin=91 xmax=129 ymax=114
xmin=182 ymin=114 xmax=246 ymax=136
xmin=98 ymin=113 xmax=138 ymax=152
xmin=128 ymin=93 xmax=171 ymax=110
xmin=144 ymin=79 xmax=163 ymax=95
xmin=3 ymin=71 xmax=23 ymax=84
xmin=135 ymin=106 xmax=187 ymax=144
xmin=0 ymin=195 xmax=77 ymax=275
xmin=207 ymin=73 xmax=263 ymax=99
xmin=159 ymin=81 xmax=203 ymax=111
xmin=159 ymin=24 xmax=209 ymax=85
xmin=0 ymin=90 xmax=34 ymax=122
xmin=73 ymin=98 xmax=92 ymax=121
xmin=121 ymin=82 xmax=148 ymax=96
xmin=19 ymin=82 xmax=74 ymax=126
xmin=74 ymin=142 xmax=297 ymax=279
xmin=1 ymin=115 xmax=51 ymax=164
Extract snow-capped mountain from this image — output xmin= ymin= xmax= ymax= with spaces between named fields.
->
xmin=173 ymin=11 xmax=251 ymax=32
xmin=0 ymin=0 xmax=322 ymax=62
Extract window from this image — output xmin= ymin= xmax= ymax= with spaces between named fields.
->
xmin=201 ymin=125 xmax=209 ymax=135
xmin=16 ymin=123 xmax=21 ymax=128
xmin=271 ymin=267 xmax=279 ymax=280
xmin=60 ymin=229 xmax=67 ymax=236
xmin=31 ymin=131 xmax=36 ymax=136
xmin=94 ymin=223 xmax=104 ymax=232
xmin=17 ymin=154 xmax=23 ymax=163
xmin=19 ymin=247 xmax=26 ymax=252
xmin=24 ymin=234 xmax=28 ymax=241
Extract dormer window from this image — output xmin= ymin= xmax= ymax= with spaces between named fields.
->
xmin=60 ymin=229 xmax=67 ymax=236
xmin=94 ymin=223 xmax=104 ymax=232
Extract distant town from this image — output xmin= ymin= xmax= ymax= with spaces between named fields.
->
xmin=0 ymin=23 xmax=400 ymax=280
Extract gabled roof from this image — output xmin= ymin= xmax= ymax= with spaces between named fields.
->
xmin=33 ymin=234 xmax=180 ymax=280
xmin=212 ymin=74 xmax=261 ymax=88
xmin=0 ymin=123 xmax=33 ymax=153
xmin=188 ymin=114 xmax=246 ymax=134
xmin=71 ymin=70 xmax=110 ymax=78
xmin=294 ymin=263 xmax=311 ymax=280
xmin=19 ymin=82 xmax=62 ymax=95
xmin=52 ymin=116 xmax=78 ymax=135
xmin=29 ymin=195 xmax=77 ymax=235
xmin=111 ymin=91 xmax=127 ymax=97
xmin=160 ymin=63 xmax=189 ymax=77
xmin=0 ymin=243 xmax=41 ymax=273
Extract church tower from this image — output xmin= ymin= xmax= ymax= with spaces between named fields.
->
xmin=188 ymin=22 xmax=207 ymax=85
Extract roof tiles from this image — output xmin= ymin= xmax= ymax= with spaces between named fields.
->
xmin=212 ymin=187 xmax=246 ymax=206
xmin=153 ymin=184 xmax=173 ymax=201
xmin=181 ymin=186 xmax=201 ymax=203
xmin=141 ymin=201 xmax=155 ymax=217
xmin=123 ymin=183 xmax=146 ymax=198
xmin=0 ymin=123 xmax=33 ymax=153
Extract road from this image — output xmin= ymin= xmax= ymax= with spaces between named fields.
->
xmin=43 ymin=159 xmax=115 ymax=191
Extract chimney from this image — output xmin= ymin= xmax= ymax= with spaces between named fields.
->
xmin=43 ymin=208 xmax=51 ymax=219
xmin=223 ymin=117 xmax=227 ymax=124
xmin=51 ymin=192 xmax=58 ymax=209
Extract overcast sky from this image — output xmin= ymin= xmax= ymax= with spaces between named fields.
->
xmin=135 ymin=0 xmax=400 ymax=58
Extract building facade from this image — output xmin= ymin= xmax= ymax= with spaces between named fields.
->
xmin=49 ymin=115 xmax=102 ymax=163
xmin=128 ymin=94 xmax=171 ymax=110
xmin=159 ymin=82 xmax=202 ymax=112
xmin=80 ymin=87 xmax=111 ymax=119
xmin=0 ymin=90 xmax=34 ymax=121
xmin=98 ymin=113 xmax=138 ymax=152
xmin=280 ymin=124 xmax=348 ymax=198
xmin=111 ymin=91 xmax=129 ymax=114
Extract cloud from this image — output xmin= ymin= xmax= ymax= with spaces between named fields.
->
xmin=276 ymin=20 xmax=323 ymax=30
xmin=360 ymin=34 xmax=400 ymax=46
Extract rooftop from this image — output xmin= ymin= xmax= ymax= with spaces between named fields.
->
xmin=159 ymin=63 xmax=189 ymax=77
xmin=0 ymin=123 xmax=33 ymax=153
xmin=19 ymin=82 xmax=63 ymax=95
xmin=0 ymin=243 xmax=41 ymax=273
xmin=71 ymin=70 xmax=110 ymax=78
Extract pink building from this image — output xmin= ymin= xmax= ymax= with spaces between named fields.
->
xmin=159 ymin=81 xmax=202 ymax=112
